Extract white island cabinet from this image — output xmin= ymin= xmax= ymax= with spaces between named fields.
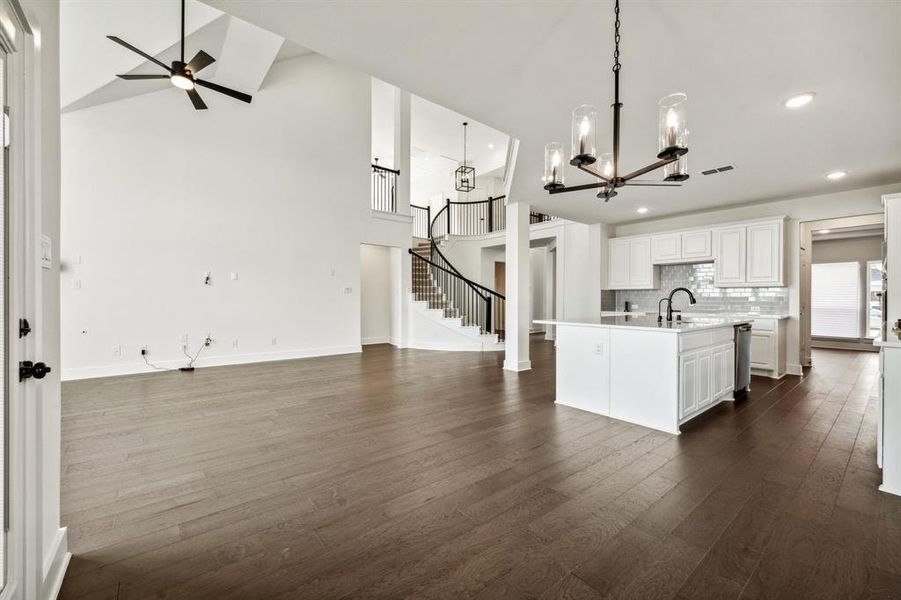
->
xmin=535 ymin=316 xmax=750 ymax=434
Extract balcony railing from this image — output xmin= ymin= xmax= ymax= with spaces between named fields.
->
xmin=411 ymin=204 xmax=430 ymax=239
xmin=371 ymin=163 xmax=399 ymax=213
xmin=429 ymin=196 xmax=556 ymax=237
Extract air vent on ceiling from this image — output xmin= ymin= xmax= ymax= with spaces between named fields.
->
xmin=701 ymin=164 xmax=736 ymax=176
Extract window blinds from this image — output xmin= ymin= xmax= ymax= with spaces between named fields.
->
xmin=812 ymin=261 xmax=861 ymax=339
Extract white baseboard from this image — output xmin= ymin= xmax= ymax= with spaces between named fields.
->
xmin=362 ymin=336 xmax=390 ymax=345
xmin=879 ymin=483 xmax=901 ymax=497
xmin=786 ymin=363 xmax=803 ymax=376
xmin=406 ymin=340 xmax=504 ymax=352
xmin=61 ymin=345 xmax=362 ymax=381
xmin=42 ymin=527 xmax=70 ymax=600
xmin=503 ymin=359 xmax=532 ymax=372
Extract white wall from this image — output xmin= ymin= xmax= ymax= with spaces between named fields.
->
xmin=613 ymin=182 xmax=901 ymax=373
xmin=62 ymin=54 xmax=411 ymax=379
xmin=360 ymin=244 xmax=391 ymax=344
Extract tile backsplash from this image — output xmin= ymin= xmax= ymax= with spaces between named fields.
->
xmin=611 ymin=263 xmax=789 ymax=315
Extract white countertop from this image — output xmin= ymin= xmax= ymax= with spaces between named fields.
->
xmin=535 ymin=315 xmax=752 ymax=333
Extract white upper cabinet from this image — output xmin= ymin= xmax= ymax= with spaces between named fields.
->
xmin=606 ymin=237 xmax=658 ymax=290
xmin=608 ymin=239 xmax=630 ymax=288
xmin=608 ymin=217 xmax=784 ymax=290
xmin=714 ymin=226 xmax=747 ymax=285
xmin=715 ymin=219 xmax=785 ymax=287
xmin=746 ymin=221 xmax=783 ymax=285
xmin=681 ymin=230 xmax=713 ymax=261
xmin=651 ymin=233 xmax=682 ymax=263
xmin=629 ymin=238 xmax=654 ymax=287
xmin=652 ymin=230 xmax=712 ymax=264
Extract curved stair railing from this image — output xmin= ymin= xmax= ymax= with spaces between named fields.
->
xmin=409 ymin=201 xmax=506 ymax=341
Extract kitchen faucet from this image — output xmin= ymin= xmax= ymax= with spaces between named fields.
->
xmin=658 ymin=287 xmax=697 ymax=323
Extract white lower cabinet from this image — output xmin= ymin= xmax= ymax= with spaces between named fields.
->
xmin=680 ymin=353 xmax=699 ymax=417
xmin=679 ymin=342 xmax=735 ymax=421
xmin=750 ymin=332 xmax=775 ymax=370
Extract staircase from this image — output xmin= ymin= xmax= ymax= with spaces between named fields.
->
xmin=407 ymin=202 xmax=506 ymax=349
xmin=411 ymin=241 xmax=459 ymax=319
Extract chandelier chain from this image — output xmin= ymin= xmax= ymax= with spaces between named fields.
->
xmin=613 ymin=0 xmax=621 ymax=73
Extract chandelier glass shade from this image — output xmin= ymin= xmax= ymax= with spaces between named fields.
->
xmin=543 ymin=142 xmax=565 ymax=189
xmin=571 ymin=104 xmax=599 ymax=165
xmin=657 ymin=93 xmax=689 ymax=160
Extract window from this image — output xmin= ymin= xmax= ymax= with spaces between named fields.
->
xmin=868 ymin=260 xmax=884 ymax=339
xmin=812 ymin=262 xmax=861 ymax=339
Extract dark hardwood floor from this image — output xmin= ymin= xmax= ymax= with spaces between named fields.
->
xmin=58 ymin=339 xmax=901 ymax=599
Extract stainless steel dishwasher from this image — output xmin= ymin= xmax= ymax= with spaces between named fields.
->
xmin=734 ymin=323 xmax=752 ymax=397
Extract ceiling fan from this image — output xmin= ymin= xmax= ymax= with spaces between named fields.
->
xmin=107 ymin=0 xmax=252 ymax=110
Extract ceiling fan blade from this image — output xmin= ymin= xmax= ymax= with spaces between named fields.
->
xmin=116 ymin=74 xmax=169 ymax=80
xmin=107 ymin=36 xmax=172 ymax=72
xmin=186 ymin=88 xmax=208 ymax=110
xmin=186 ymin=50 xmax=216 ymax=74
xmin=195 ymin=79 xmax=252 ymax=104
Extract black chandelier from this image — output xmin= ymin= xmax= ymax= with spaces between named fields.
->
xmin=455 ymin=122 xmax=476 ymax=193
xmin=543 ymin=0 xmax=689 ymax=201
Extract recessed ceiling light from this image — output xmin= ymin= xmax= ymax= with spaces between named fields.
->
xmin=784 ymin=92 xmax=815 ymax=108
xmin=488 ymin=143 xmax=495 ymax=149
xmin=817 ymin=229 xmax=832 ymax=234
xmin=826 ymin=171 xmax=847 ymax=180
xmin=636 ymin=207 xmax=649 ymax=214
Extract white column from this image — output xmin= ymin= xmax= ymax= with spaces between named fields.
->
xmin=394 ymin=89 xmax=412 ymax=347
xmin=504 ymin=200 xmax=531 ymax=371
xmin=394 ymin=88 xmax=411 ymax=216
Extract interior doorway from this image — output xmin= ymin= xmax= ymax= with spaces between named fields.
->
xmin=494 ymin=261 xmax=506 ymax=295
xmin=800 ymin=213 xmax=884 ymax=363
xmin=360 ymin=244 xmax=404 ymax=347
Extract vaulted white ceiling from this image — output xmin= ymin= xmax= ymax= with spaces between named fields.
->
xmin=202 ymin=0 xmax=901 ymax=224
xmin=61 ymin=0 xmax=300 ymax=114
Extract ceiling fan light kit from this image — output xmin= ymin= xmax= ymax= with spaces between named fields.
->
xmin=543 ymin=0 xmax=690 ymax=201
xmin=108 ymin=0 xmax=252 ymax=111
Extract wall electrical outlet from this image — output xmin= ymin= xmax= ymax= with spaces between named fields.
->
xmin=344 ymin=286 xmax=353 ymax=295
xmin=112 ymin=345 xmax=122 ymax=357
xmin=594 ymin=343 xmax=605 ymax=355
xmin=72 ymin=279 xmax=82 ymax=290
xmin=271 ymin=337 xmax=277 ymax=346
xmin=232 ymin=339 xmax=239 ymax=349
xmin=230 ymin=272 xmax=238 ymax=281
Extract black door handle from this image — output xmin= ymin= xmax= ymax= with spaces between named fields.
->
xmin=19 ymin=361 xmax=52 ymax=382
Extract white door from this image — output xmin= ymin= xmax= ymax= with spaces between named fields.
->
xmin=2 ymin=11 xmax=64 ymax=597
xmin=747 ymin=221 xmax=781 ymax=284
xmin=629 ymin=238 xmax=652 ymax=287
xmin=608 ymin=239 xmax=630 ymax=288
xmin=714 ymin=226 xmax=746 ymax=285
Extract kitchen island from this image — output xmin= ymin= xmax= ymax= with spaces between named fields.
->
xmin=535 ymin=316 xmax=751 ymax=434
